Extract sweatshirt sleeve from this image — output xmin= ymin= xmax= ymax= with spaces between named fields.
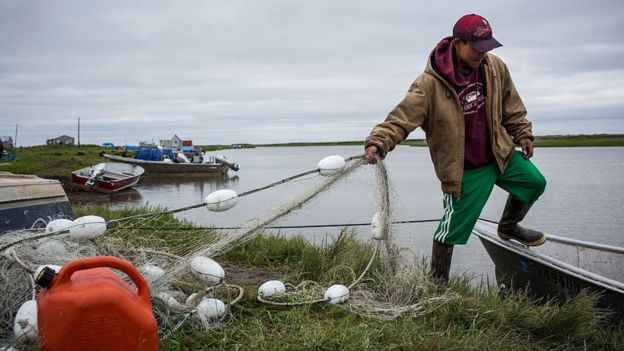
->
xmin=365 ymin=80 xmax=428 ymax=157
xmin=499 ymin=62 xmax=533 ymax=143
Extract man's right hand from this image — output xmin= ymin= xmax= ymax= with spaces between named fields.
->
xmin=364 ymin=145 xmax=381 ymax=164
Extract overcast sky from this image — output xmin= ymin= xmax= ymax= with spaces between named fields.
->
xmin=1 ymin=0 xmax=623 ymax=146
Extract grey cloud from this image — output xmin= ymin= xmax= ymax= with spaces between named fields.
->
xmin=1 ymin=0 xmax=623 ymax=145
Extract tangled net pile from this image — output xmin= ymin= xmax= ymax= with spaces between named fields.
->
xmin=0 ymin=155 xmax=458 ymax=348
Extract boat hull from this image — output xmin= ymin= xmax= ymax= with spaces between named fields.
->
xmin=0 ymin=172 xmax=73 ymax=234
xmin=102 ymin=154 xmax=230 ymax=177
xmin=71 ymin=163 xmax=144 ymax=194
xmin=474 ymin=222 xmax=624 ymax=322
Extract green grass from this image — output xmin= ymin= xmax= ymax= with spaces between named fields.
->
xmin=402 ymin=134 xmax=624 ymax=148
xmin=531 ymin=134 xmax=624 ymax=147
xmin=0 ymin=144 xmax=111 ymax=175
xmin=165 ymin=230 xmax=624 ymax=350
xmin=255 ymin=134 xmax=624 ymax=148
xmin=68 ymin=205 xmax=624 ymax=350
xmin=2 ymin=135 xmax=622 ymax=176
xmin=0 ymin=144 xmax=235 ymax=176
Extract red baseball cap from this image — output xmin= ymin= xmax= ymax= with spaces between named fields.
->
xmin=453 ymin=14 xmax=502 ymax=53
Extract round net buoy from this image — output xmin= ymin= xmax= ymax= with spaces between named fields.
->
xmin=204 ymin=189 xmax=238 ymax=212
xmin=371 ymin=212 xmax=385 ymax=240
xmin=317 ymin=155 xmax=346 ymax=176
xmin=258 ymin=280 xmax=286 ymax=298
xmin=69 ymin=216 xmax=107 ymax=241
xmin=139 ymin=265 xmax=165 ymax=283
xmin=196 ymin=298 xmax=226 ymax=321
xmin=190 ymin=256 xmax=225 ymax=286
xmin=45 ymin=219 xmax=73 ymax=233
xmin=13 ymin=300 xmax=37 ymax=339
xmin=324 ymin=284 xmax=349 ymax=304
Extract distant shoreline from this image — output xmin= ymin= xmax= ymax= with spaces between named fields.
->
xmin=254 ymin=134 xmax=624 ymax=148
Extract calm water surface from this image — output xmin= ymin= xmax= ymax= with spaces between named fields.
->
xmin=110 ymin=146 xmax=624 ymax=280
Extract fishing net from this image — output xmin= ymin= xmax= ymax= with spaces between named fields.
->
xmin=0 ymin=155 xmax=455 ymax=349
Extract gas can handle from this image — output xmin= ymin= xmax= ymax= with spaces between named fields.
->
xmin=54 ymin=256 xmax=152 ymax=305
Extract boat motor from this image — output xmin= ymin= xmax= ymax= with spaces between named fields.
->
xmin=215 ymin=155 xmax=240 ymax=171
xmin=86 ymin=164 xmax=105 ymax=186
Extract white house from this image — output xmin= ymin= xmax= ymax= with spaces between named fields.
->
xmin=159 ymin=134 xmax=183 ymax=150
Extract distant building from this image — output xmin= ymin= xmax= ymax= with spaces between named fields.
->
xmin=1 ymin=136 xmax=13 ymax=149
xmin=102 ymin=142 xmax=115 ymax=147
xmin=139 ymin=140 xmax=157 ymax=148
xmin=47 ymin=135 xmax=75 ymax=146
xmin=159 ymin=134 xmax=186 ymax=151
xmin=231 ymin=143 xmax=253 ymax=149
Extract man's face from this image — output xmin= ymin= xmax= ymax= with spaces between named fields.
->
xmin=454 ymin=39 xmax=486 ymax=71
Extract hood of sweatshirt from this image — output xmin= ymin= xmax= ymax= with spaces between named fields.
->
xmin=433 ymin=36 xmax=474 ymax=89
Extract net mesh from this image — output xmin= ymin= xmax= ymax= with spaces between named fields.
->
xmin=0 ymin=157 xmax=453 ymax=348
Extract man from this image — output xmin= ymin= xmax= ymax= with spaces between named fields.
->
xmin=364 ymin=14 xmax=547 ymax=282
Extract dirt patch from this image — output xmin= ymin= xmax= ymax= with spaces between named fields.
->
xmin=219 ymin=260 xmax=294 ymax=290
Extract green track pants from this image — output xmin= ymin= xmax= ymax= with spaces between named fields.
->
xmin=433 ymin=151 xmax=546 ymax=245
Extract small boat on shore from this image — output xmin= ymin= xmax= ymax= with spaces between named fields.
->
xmin=102 ymin=150 xmax=239 ymax=177
xmin=0 ymin=172 xmax=73 ymax=234
xmin=71 ymin=162 xmax=144 ymax=193
xmin=474 ymin=221 xmax=624 ymax=321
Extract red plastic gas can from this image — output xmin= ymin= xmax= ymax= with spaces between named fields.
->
xmin=36 ymin=256 xmax=159 ymax=351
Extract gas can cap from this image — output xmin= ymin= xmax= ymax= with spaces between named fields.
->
xmin=36 ymin=266 xmax=57 ymax=288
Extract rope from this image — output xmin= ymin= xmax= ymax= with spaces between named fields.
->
xmin=109 ymin=154 xmax=366 ymax=224
xmin=348 ymin=242 xmax=379 ymax=289
xmin=258 ymin=238 xmax=380 ymax=307
xmin=108 ymin=218 xmax=499 ymax=231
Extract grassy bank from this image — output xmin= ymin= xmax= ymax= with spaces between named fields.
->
xmin=68 ymin=205 xmax=624 ymax=350
xmin=1 ymin=134 xmax=622 ymax=177
xmin=258 ymin=134 xmax=624 ymax=148
xmin=0 ymin=144 xmax=233 ymax=176
xmin=401 ymin=134 xmax=624 ymax=148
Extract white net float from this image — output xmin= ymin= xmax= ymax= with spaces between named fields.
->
xmin=371 ymin=212 xmax=385 ymax=240
xmin=156 ymin=292 xmax=185 ymax=310
xmin=190 ymin=256 xmax=225 ymax=286
xmin=196 ymin=298 xmax=226 ymax=321
xmin=257 ymin=280 xmax=286 ymax=298
xmin=185 ymin=292 xmax=201 ymax=307
xmin=324 ymin=284 xmax=349 ymax=304
xmin=13 ymin=300 xmax=37 ymax=339
xmin=204 ymin=189 xmax=238 ymax=212
xmin=138 ymin=265 xmax=165 ymax=283
xmin=69 ymin=216 xmax=107 ymax=241
xmin=317 ymin=155 xmax=346 ymax=176
xmin=45 ymin=219 xmax=73 ymax=233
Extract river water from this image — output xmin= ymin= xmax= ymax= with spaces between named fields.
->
xmin=109 ymin=146 xmax=624 ymax=281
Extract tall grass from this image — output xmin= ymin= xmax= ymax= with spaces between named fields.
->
xmin=194 ymin=231 xmax=624 ymax=350
xmin=70 ymin=205 xmax=623 ymax=350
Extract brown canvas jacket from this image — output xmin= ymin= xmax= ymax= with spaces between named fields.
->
xmin=365 ymin=52 xmax=533 ymax=197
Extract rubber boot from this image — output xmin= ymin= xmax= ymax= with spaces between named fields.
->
xmin=431 ymin=239 xmax=454 ymax=283
xmin=497 ymin=196 xmax=546 ymax=246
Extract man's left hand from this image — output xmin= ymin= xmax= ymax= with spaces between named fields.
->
xmin=518 ymin=138 xmax=533 ymax=159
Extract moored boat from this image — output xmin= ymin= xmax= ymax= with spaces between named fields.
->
xmin=71 ymin=162 xmax=144 ymax=193
xmin=102 ymin=150 xmax=239 ymax=177
xmin=473 ymin=221 xmax=624 ymax=321
xmin=0 ymin=172 xmax=73 ymax=234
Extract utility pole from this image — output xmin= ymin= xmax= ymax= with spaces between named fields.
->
xmin=77 ymin=117 xmax=80 ymax=147
xmin=14 ymin=124 xmax=18 ymax=147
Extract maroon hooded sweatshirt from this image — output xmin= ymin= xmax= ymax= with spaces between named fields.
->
xmin=434 ymin=37 xmax=492 ymax=169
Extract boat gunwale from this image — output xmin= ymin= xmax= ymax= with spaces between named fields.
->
xmin=473 ymin=221 xmax=624 ymax=293
xmin=103 ymin=154 xmax=226 ymax=168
